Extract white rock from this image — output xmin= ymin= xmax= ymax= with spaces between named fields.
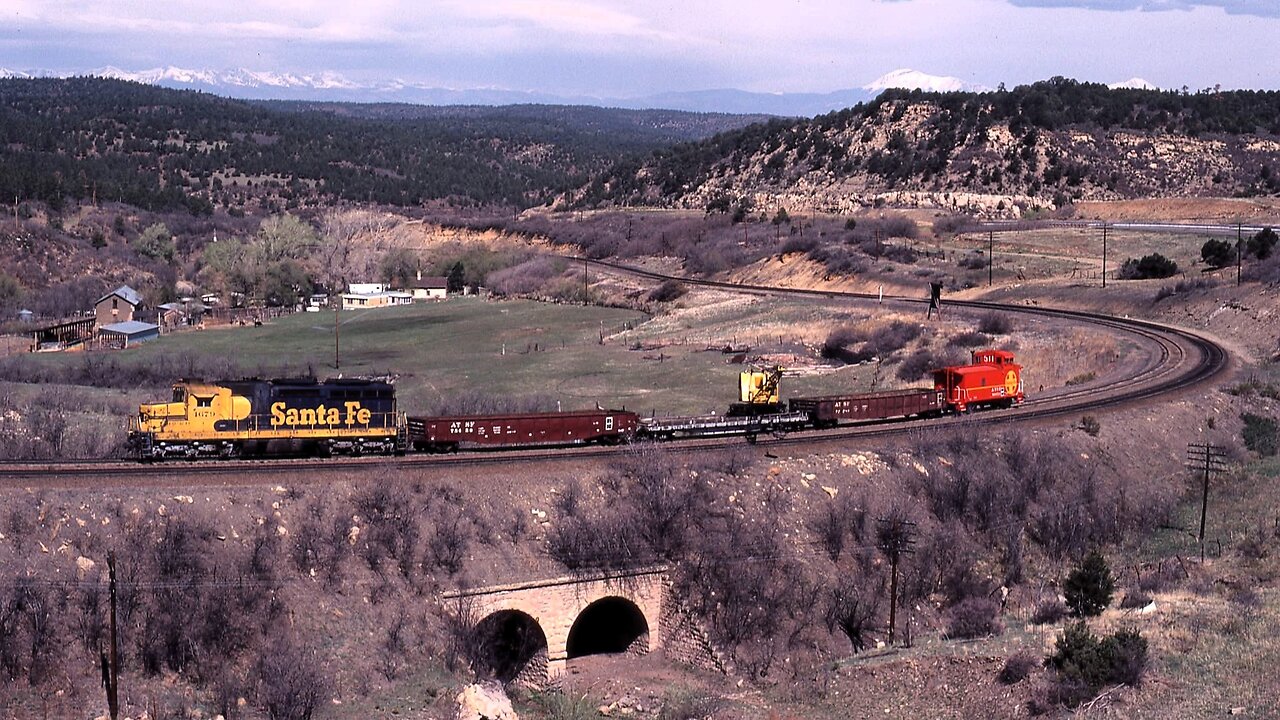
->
xmin=455 ymin=681 xmax=519 ymax=720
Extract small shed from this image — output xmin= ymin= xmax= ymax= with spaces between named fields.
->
xmin=99 ymin=320 xmax=160 ymax=349
xmin=157 ymin=302 xmax=186 ymax=329
xmin=17 ymin=309 xmax=34 ymax=323
xmin=95 ymin=285 xmax=142 ymax=326
xmin=412 ymin=276 xmax=449 ymax=301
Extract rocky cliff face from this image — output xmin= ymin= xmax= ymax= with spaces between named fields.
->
xmin=571 ymin=86 xmax=1280 ymax=219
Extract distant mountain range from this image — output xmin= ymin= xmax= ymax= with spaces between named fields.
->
xmin=0 ymin=65 xmax=1162 ymax=116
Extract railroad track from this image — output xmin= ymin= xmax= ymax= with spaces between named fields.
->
xmin=0 ymin=263 xmax=1230 ymax=484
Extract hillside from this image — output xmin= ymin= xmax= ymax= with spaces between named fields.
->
xmin=0 ymin=78 xmax=763 ymax=213
xmin=571 ymin=78 xmax=1280 ymax=218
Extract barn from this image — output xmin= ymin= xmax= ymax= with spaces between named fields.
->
xmin=99 ymin=320 xmax=160 ymax=349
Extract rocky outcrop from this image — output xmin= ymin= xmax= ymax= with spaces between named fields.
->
xmin=455 ymin=681 xmax=519 ymax=720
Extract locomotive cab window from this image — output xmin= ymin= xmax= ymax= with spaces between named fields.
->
xmin=194 ymin=396 xmax=214 ymax=408
xmin=172 ymin=388 xmax=186 ymax=403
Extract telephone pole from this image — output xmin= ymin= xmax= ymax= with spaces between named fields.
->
xmin=877 ymin=515 xmax=917 ymax=645
xmin=1237 ymin=222 xmax=1243 ymax=287
xmin=988 ymin=230 xmax=994 ymax=287
xmin=104 ymin=552 xmax=119 ymax=719
xmin=1101 ymin=224 xmax=1108 ymax=288
xmin=1186 ymin=443 xmax=1227 ymax=561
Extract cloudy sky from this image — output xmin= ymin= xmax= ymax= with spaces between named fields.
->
xmin=0 ymin=0 xmax=1275 ymax=95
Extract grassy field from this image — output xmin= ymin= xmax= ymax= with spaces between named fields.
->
xmin=7 ymin=296 xmax=891 ymax=416
xmin=942 ymin=227 xmax=1230 ymax=285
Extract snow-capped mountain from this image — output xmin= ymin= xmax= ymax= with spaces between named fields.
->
xmin=864 ymin=68 xmax=988 ymax=93
xmin=1108 ymin=77 xmax=1159 ymax=90
xmin=0 ymin=64 xmax=1034 ymax=115
xmin=94 ymin=66 xmax=361 ymax=91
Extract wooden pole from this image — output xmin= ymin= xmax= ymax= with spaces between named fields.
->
xmin=107 ymin=553 xmax=119 ymax=720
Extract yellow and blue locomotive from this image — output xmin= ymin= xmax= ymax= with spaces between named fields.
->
xmin=128 ymin=378 xmax=407 ymax=459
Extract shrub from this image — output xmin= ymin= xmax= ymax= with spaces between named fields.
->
xmin=256 ymin=634 xmax=329 ymax=720
xmin=977 ymin=312 xmax=1013 ymax=334
xmin=485 ymin=256 xmax=562 ymax=296
xmin=1155 ymin=276 xmax=1219 ymax=302
xmin=825 ymin=577 xmax=883 ymax=653
xmin=658 ymin=688 xmax=725 ymax=720
xmin=932 ymin=214 xmax=974 ymax=236
xmin=998 ymin=651 xmax=1038 ymax=685
xmin=896 ymin=347 xmax=966 ymax=381
xmin=1201 ymin=238 xmax=1234 ymax=268
xmin=1241 ymin=412 xmax=1278 ymax=456
xmin=647 ymin=279 xmax=687 ymax=303
xmin=946 ymin=597 xmax=1003 ymax=639
xmin=865 ymin=321 xmax=921 ymax=356
xmin=947 ymin=331 xmax=990 ymax=349
xmin=1118 ymin=253 xmax=1178 ymax=280
xmin=1247 ymin=227 xmax=1279 ymax=260
xmin=958 ymin=252 xmax=987 ymax=270
xmin=1119 ymin=589 xmax=1152 ymax=609
xmin=1042 ymin=623 xmax=1148 ymax=708
xmin=134 ymin=222 xmax=176 ymax=262
xmin=820 ymin=326 xmax=872 ymax=364
xmin=1065 ymin=371 xmax=1096 ymax=386
xmin=780 ymin=236 xmax=817 ymax=254
xmin=1030 ymin=596 xmax=1068 ymax=625
xmin=1064 ymin=550 xmax=1114 ymax=617
xmin=1079 ymin=415 xmax=1101 ymax=436
xmin=877 ymin=214 xmax=919 ymax=239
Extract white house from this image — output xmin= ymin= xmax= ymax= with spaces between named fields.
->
xmin=347 ymin=282 xmax=386 ymax=295
xmin=413 ymin=275 xmax=449 ymax=301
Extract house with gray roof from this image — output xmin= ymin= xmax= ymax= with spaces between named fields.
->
xmin=95 ymin=285 xmax=143 ymax=327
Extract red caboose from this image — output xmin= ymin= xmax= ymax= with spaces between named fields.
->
xmin=933 ymin=349 xmax=1024 ymax=413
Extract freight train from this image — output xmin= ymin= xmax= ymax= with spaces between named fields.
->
xmin=127 ymin=349 xmax=1023 ymax=460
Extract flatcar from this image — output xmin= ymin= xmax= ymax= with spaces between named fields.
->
xmin=128 ymin=377 xmax=406 ymax=459
xmin=408 ymin=409 xmax=640 ymax=452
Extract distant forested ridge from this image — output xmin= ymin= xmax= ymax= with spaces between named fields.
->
xmin=572 ymin=78 xmax=1280 ymax=216
xmin=0 ymin=78 xmax=763 ymax=214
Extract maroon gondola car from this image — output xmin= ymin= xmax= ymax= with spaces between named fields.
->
xmin=407 ymin=410 xmax=639 ymax=452
xmin=789 ymin=388 xmax=945 ymax=427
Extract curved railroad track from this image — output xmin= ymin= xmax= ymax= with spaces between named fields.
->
xmin=0 ymin=261 xmax=1231 ymax=484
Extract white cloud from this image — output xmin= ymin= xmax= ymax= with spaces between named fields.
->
xmin=0 ymin=0 xmax=1277 ymax=95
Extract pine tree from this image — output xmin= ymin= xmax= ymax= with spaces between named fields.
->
xmin=1064 ymin=549 xmax=1115 ymax=617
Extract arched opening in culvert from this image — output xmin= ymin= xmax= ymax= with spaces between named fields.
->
xmin=471 ymin=609 xmax=549 ymax=685
xmin=565 ymin=596 xmax=649 ymax=659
